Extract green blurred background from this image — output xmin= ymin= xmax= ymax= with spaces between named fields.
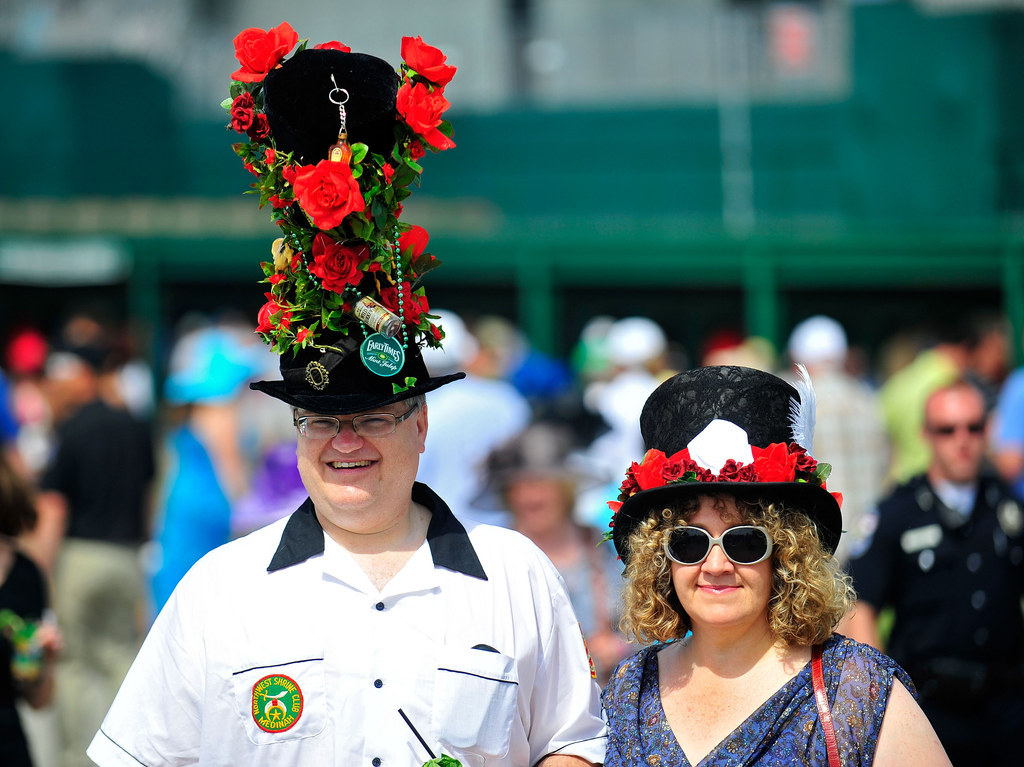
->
xmin=1 ymin=0 xmax=1023 ymax=372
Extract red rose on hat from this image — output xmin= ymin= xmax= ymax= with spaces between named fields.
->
xmin=308 ymin=234 xmax=367 ymax=293
xmin=719 ymin=459 xmax=757 ymax=482
xmin=751 ymin=443 xmax=798 ymax=482
xmin=397 ymin=82 xmax=455 ymax=151
xmin=230 ymin=92 xmax=256 ymax=133
xmin=686 ymin=462 xmax=717 ymax=483
xmin=247 ymin=113 xmax=271 ymax=141
xmin=401 ymin=36 xmax=457 ymax=87
xmin=256 ymin=293 xmax=292 ymax=333
xmin=405 ymin=289 xmax=430 ymax=325
xmin=634 ymin=450 xmax=668 ymax=491
xmin=381 ymin=282 xmax=429 ymax=325
xmin=662 ymin=448 xmax=694 ymax=482
xmin=398 ymin=225 xmax=429 ymax=258
xmin=662 ymin=459 xmax=686 ymax=482
xmin=290 ymin=160 xmax=366 ymax=231
xmin=789 ymin=444 xmax=818 ymax=474
xmin=231 ymin=22 xmax=299 ymax=83
xmin=618 ymin=469 xmax=640 ymax=499
xmin=314 ymin=41 xmax=352 ymax=52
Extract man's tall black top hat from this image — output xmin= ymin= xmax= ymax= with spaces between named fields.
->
xmin=225 ymin=24 xmax=461 ymax=413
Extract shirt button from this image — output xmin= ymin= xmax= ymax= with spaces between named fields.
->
xmin=375 ymin=601 xmax=385 ymax=611
xmin=372 ymin=759 xmax=382 ymax=766
xmin=374 ymin=678 xmax=383 ymax=688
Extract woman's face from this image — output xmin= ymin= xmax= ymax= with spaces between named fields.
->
xmin=669 ymin=495 xmax=773 ymax=636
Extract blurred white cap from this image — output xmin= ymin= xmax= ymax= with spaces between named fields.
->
xmin=606 ymin=316 xmax=667 ymax=368
xmin=787 ymin=315 xmax=848 ymax=366
xmin=420 ymin=309 xmax=480 ymax=375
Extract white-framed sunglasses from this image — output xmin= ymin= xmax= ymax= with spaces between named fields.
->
xmin=663 ymin=524 xmax=774 ymax=566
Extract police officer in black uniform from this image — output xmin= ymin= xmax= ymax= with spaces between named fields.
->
xmin=845 ymin=379 xmax=1024 ymax=766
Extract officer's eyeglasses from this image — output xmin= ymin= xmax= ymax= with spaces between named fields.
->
xmin=663 ymin=525 xmax=774 ymax=566
xmin=293 ymin=403 xmax=419 ymax=439
xmin=927 ymin=420 xmax=985 ymax=438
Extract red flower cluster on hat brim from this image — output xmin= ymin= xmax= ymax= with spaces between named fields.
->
xmin=605 ymin=443 xmax=842 ymax=522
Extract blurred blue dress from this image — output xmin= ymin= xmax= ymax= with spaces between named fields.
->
xmin=150 ymin=426 xmax=231 ymax=613
xmin=601 ymin=634 xmax=914 ymax=767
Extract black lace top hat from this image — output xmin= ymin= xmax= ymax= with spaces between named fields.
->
xmin=607 ymin=365 xmax=843 ymax=565
xmin=225 ymin=24 xmax=461 ymax=413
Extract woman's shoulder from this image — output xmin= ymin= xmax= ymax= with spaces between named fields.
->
xmin=825 ymin=634 xmax=899 ymax=669
xmin=825 ymin=633 xmax=916 ymax=697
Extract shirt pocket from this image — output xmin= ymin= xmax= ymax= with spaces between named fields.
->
xmin=432 ymin=646 xmax=519 ymax=760
xmin=232 ymin=656 xmax=327 ymax=746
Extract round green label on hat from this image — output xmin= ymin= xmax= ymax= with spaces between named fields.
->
xmin=360 ymin=332 xmax=405 ymax=377
xmin=252 ymin=674 xmax=303 ymax=732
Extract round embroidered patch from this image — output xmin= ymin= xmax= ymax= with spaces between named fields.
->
xmin=252 ymin=674 xmax=304 ymax=732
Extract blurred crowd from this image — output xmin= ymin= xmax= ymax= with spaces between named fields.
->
xmin=0 ymin=303 xmax=1021 ymax=766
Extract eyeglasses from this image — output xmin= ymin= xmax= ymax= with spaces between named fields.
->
xmin=293 ymin=403 xmax=419 ymax=439
xmin=927 ymin=420 xmax=985 ymax=438
xmin=663 ymin=525 xmax=774 ymax=566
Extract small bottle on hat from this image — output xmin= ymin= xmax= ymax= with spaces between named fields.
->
xmin=352 ymin=296 xmax=402 ymax=338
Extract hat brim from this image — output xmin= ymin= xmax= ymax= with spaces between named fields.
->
xmin=612 ymin=480 xmax=842 ymax=565
xmin=249 ymin=371 xmax=465 ymax=415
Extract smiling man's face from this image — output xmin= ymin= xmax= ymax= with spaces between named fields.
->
xmin=294 ymin=400 xmax=428 ymax=543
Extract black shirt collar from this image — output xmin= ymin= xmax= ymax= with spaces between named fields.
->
xmin=267 ymin=482 xmax=488 ymax=580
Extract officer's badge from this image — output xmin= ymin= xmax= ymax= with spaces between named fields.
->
xmin=252 ymin=674 xmax=304 ymax=732
xmin=998 ymin=500 xmax=1024 ymax=537
xmin=900 ymin=523 xmax=942 ymax=554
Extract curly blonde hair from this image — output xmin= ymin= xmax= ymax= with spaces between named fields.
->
xmin=619 ymin=492 xmax=854 ymax=646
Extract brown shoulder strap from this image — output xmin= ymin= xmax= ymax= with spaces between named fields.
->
xmin=812 ymin=643 xmax=842 ymax=767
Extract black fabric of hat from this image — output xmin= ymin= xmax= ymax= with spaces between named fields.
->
xmin=250 ymin=328 xmax=464 ymax=415
xmin=263 ymin=49 xmax=401 ymax=165
xmin=612 ymin=365 xmax=842 ymax=565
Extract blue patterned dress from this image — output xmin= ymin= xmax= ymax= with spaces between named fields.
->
xmin=601 ymin=634 xmax=914 ymax=766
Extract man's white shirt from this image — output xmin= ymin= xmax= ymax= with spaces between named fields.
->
xmin=87 ymin=484 xmax=607 ymax=766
